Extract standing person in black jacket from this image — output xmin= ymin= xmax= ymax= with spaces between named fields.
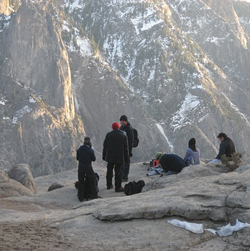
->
xmin=102 ymin=122 xmax=129 ymax=192
xmin=76 ymin=137 xmax=98 ymax=200
xmin=119 ymin=115 xmax=134 ymax=182
xmin=209 ymin=132 xmax=236 ymax=163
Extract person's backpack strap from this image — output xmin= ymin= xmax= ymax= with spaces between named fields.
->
xmin=132 ymin=128 xmax=139 ymax=147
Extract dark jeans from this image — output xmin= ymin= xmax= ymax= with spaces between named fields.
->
xmin=78 ymin=166 xmax=98 ymax=199
xmin=106 ymin=162 xmax=122 ymax=189
xmin=122 ymin=158 xmax=130 ymax=180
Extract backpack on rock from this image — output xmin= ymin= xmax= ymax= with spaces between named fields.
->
xmin=132 ymin=128 xmax=139 ymax=148
xmin=124 ymin=180 xmax=145 ymax=196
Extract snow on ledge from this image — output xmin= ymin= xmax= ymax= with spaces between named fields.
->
xmin=12 ymin=106 xmax=33 ymax=125
xmin=156 ymin=123 xmax=174 ymax=152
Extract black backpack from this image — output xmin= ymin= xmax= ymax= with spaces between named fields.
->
xmin=133 ymin=128 xmax=139 ymax=147
xmin=124 ymin=180 xmax=145 ymax=196
xmin=75 ymin=172 xmax=99 ymax=201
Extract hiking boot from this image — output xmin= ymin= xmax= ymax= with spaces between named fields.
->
xmin=115 ymin=187 xmax=124 ymax=192
xmin=107 ymin=185 xmax=114 ymax=190
xmin=122 ymin=179 xmax=128 ymax=182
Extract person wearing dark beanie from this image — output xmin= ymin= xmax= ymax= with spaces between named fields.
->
xmin=119 ymin=115 xmax=134 ymax=182
xmin=119 ymin=115 xmax=128 ymax=122
xmin=102 ymin=122 xmax=129 ymax=192
xmin=76 ymin=137 xmax=98 ymax=201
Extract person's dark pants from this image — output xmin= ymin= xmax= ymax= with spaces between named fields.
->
xmin=78 ymin=166 xmax=98 ymax=199
xmin=122 ymin=158 xmax=130 ymax=180
xmin=106 ymin=162 xmax=122 ymax=189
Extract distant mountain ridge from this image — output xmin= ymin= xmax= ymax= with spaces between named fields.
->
xmin=1 ymin=0 xmax=250 ymax=176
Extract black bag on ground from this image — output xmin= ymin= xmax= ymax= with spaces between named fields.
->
xmin=75 ymin=172 xmax=99 ymax=201
xmin=124 ymin=180 xmax=145 ymax=196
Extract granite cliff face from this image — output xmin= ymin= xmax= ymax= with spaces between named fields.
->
xmin=1 ymin=0 xmax=250 ymax=176
xmin=0 ymin=1 xmax=84 ymax=176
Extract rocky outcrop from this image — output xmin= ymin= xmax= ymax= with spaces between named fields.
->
xmin=48 ymin=182 xmax=64 ymax=191
xmin=7 ymin=163 xmax=36 ymax=194
xmin=0 ymin=170 xmax=33 ymax=197
xmin=94 ymin=164 xmax=250 ymax=223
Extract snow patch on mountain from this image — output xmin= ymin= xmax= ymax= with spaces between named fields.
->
xmin=171 ymin=93 xmax=200 ymax=131
xmin=29 ymin=97 xmax=36 ymax=103
xmin=0 ymin=14 xmax=12 ymax=33
xmin=131 ymin=7 xmax=163 ymax=35
xmin=62 ymin=21 xmax=92 ymax=57
xmin=156 ymin=123 xmax=174 ymax=152
xmin=12 ymin=106 xmax=33 ymax=125
xmin=0 ymin=99 xmax=6 ymax=105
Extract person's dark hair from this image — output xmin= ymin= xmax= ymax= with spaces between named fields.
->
xmin=217 ymin=133 xmax=227 ymax=139
xmin=189 ymin=138 xmax=197 ymax=152
xmin=84 ymin=136 xmax=92 ymax=147
xmin=119 ymin=115 xmax=128 ymax=122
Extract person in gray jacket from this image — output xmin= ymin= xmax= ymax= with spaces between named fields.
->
xmin=183 ymin=138 xmax=200 ymax=165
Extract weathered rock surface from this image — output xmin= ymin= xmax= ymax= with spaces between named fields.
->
xmin=1 ymin=162 xmax=250 ymax=250
xmin=0 ymin=170 xmax=33 ymax=198
xmin=48 ymin=182 xmax=64 ymax=192
xmin=93 ymin=165 xmax=250 ymax=223
xmin=7 ymin=163 xmax=36 ymax=194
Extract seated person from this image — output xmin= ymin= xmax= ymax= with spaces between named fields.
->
xmin=155 ymin=152 xmax=186 ymax=176
xmin=183 ymin=138 xmax=200 ymax=165
xmin=209 ymin=132 xmax=236 ymax=163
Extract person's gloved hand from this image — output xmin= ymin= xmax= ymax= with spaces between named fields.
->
xmin=130 ymin=152 xmax=133 ymax=157
xmin=102 ymin=156 xmax=105 ymax=161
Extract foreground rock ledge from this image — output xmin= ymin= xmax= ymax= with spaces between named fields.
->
xmin=93 ymin=165 xmax=250 ymax=223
